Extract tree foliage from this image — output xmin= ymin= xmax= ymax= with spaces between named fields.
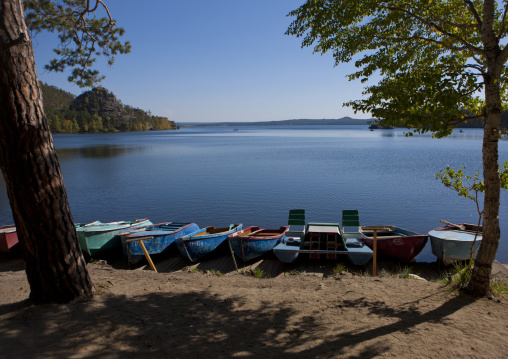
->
xmin=23 ymin=0 xmax=131 ymax=87
xmin=286 ymin=0 xmax=508 ymax=137
xmin=41 ymin=84 xmax=178 ymax=133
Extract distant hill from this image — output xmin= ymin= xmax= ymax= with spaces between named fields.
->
xmin=180 ymin=117 xmax=371 ymax=127
xmin=181 ymin=114 xmax=508 ymax=129
xmin=41 ymin=83 xmax=178 ymax=133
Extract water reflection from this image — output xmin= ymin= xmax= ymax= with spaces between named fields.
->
xmin=56 ymin=145 xmax=146 ymax=159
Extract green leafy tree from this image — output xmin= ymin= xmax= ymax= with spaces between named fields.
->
xmin=287 ymin=0 xmax=508 ymax=296
xmin=0 ymin=0 xmax=129 ymax=303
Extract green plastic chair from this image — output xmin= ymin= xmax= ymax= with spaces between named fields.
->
xmin=288 ymin=209 xmax=306 ymax=234
xmin=342 ymin=210 xmax=360 ymax=233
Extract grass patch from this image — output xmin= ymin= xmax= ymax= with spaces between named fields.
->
xmin=253 ymin=267 xmax=265 ymax=278
xmin=331 ymin=263 xmax=347 ymax=275
xmin=210 ymin=269 xmax=224 ymax=276
xmin=397 ymin=265 xmax=414 ymax=279
xmin=451 ymin=260 xmax=474 ymax=289
xmin=491 ymin=280 xmax=508 ymax=297
xmin=440 ymin=260 xmax=474 ymax=291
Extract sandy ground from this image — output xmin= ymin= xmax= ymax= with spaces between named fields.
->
xmin=1 ymin=260 xmax=508 ymax=359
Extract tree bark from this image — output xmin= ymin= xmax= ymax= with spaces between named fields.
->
xmin=467 ymin=3 xmax=501 ymax=296
xmin=0 ymin=0 xmax=94 ymax=303
xmin=467 ymin=80 xmax=501 ymax=297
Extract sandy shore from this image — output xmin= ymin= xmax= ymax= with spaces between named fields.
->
xmin=1 ymin=258 xmax=508 ymax=359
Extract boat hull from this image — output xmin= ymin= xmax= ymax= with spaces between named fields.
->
xmin=429 ymin=224 xmax=482 ymax=265
xmin=121 ymin=222 xmax=200 ymax=263
xmin=272 ymin=240 xmax=302 ymax=263
xmin=0 ymin=225 xmax=18 ymax=253
xmin=361 ymin=226 xmax=428 ymax=262
xmin=77 ymin=219 xmax=152 ymax=257
xmin=176 ymin=224 xmax=243 ymax=262
xmin=228 ymin=226 xmax=288 ymax=262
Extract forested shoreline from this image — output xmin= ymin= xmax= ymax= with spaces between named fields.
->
xmin=41 ymin=83 xmax=178 ymax=133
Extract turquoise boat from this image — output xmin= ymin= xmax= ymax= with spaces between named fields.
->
xmin=120 ymin=222 xmax=200 ymax=264
xmin=77 ymin=218 xmax=152 ymax=257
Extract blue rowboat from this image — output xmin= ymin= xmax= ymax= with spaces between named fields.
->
xmin=228 ymin=226 xmax=289 ymax=262
xmin=273 ymin=222 xmax=372 ymax=265
xmin=120 ymin=222 xmax=200 ymax=263
xmin=429 ymin=223 xmax=482 ymax=265
xmin=77 ymin=218 xmax=152 ymax=257
xmin=176 ymin=224 xmax=243 ymax=262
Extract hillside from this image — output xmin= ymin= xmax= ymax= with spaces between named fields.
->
xmin=41 ymin=83 xmax=178 ymax=133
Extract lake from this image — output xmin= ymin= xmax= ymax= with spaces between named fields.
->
xmin=1 ymin=125 xmax=507 ymax=262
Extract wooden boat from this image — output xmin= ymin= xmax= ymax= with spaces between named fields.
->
xmin=0 ymin=225 xmax=18 ymax=252
xmin=120 ymin=222 xmax=200 ymax=263
xmin=360 ymin=226 xmax=428 ymax=262
xmin=228 ymin=225 xmax=289 ymax=262
xmin=274 ymin=222 xmax=372 ymax=265
xmin=176 ymin=224 xmax=243 ymax=262
xmin=76 ymin=218 xmax=152 ymax=257
xmin=429 ymin=223 xmax=482 ymax=265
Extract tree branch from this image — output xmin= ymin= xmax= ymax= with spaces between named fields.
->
xmin=381 ymin=3 xmax=484 ymax=56
xmin=464 ymin=0 xmax=483 ymax=28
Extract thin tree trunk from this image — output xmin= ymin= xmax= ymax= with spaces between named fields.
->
xmin=467 ymin=76 xmax=501 ymax=297
xmin=0 ymin=0 xmax=94 ymax=303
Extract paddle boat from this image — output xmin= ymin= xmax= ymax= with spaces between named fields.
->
xmin=360 ymin=226 xmax=428 ymax=262
xmin=176 ymin=224 xmax=243 ymax=262
xmin=76 ymin=218 xmax=152 ymax=257
xmin=0 ymin=225 xmax=18 ymax=252
xmin=120 ymin=222 xmax=200 ymax=263
xmin=273 ymin=210 xmax=373 ymax=265
xmin=228 ymin=225 xmax=289 ymax=262
xmin=429 ymin=222 xmax=482 ymax=265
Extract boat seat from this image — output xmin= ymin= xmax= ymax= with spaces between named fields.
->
xmin=288 ymin=209 xmax=306 ymax=234
xmin=342 ymin=210 xmax=360 ymax=233
xmin=308 ymin=232 xmax=321 ymax=259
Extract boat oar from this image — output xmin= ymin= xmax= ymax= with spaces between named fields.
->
xmin=125 ymin=236 xmax=157 ymax=272
xmin=227 ymin=237 xmax=239 ymax=272
xmin=440 ymin=220 xmax=466 ymax=231
xmin=121 ymin=227 xmax=148 ymax=236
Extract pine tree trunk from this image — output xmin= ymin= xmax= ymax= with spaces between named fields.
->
xmin=0 ymin=0 xmax=94 ymax=303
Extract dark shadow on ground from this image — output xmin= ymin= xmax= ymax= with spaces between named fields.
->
xmin=0 ymin=285 xmax=474 ymax=358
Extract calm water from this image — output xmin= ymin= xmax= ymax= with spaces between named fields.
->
xmin=1 ymin=125 xmax=507 ymax=262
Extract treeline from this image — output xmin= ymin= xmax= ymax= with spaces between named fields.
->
xmin=41 ymin=83 xmax=178 ymax=133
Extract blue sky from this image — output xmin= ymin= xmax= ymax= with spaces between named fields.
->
xmin=32 ymin=1 xmax=373 ymax=123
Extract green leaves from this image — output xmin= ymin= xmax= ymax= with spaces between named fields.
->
xmin=287 ymin=0 xmax=508 ymax=135
xmin=436 ymin=163 xmax=507 ymax=213
xmin=436 ymin=166 xmax=484 ymax=201
xmin=24 ymin=0 xmax=131 ymax=87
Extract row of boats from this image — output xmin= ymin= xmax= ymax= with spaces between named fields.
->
xmin=0 ymin=209 xmax=483 ymax=266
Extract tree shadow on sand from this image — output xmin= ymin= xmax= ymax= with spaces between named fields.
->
xmin=0 ymin=288 xmax=475 ymax=359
